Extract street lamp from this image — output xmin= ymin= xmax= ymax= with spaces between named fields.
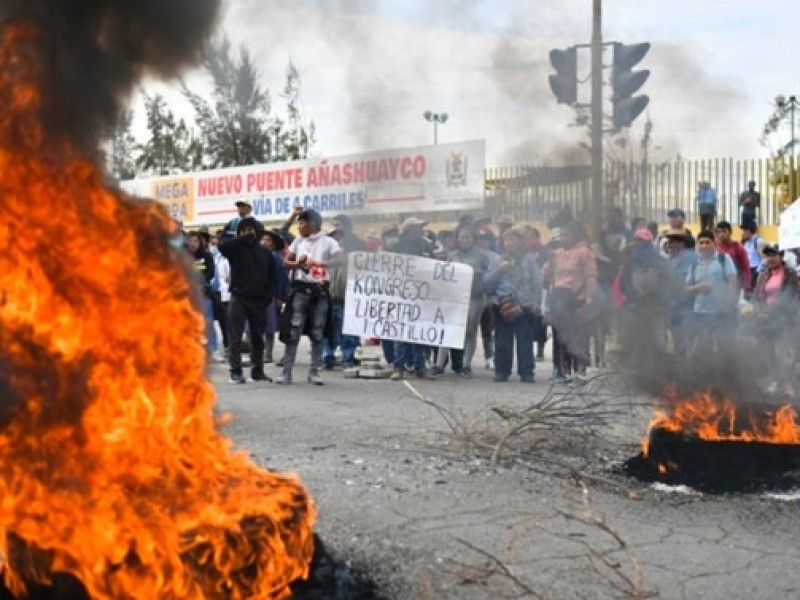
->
xmin=775 ymin=94 xmax=798 ymax=201
xmin=423 ymin=110 xmax=448 ymax=145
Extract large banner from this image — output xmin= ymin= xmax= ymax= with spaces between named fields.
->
xmin=120 ymin=140 xmax=485 ymax=225
xmin=342 ymin=251 xmax=473 ymax=349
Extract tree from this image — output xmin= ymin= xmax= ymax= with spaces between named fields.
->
xmin=183 ymin=38 xmax=315 ymax=167
xmin=135 ymin=92 xmax=202 ymax=176
xmin=106 ymin=109 xmax=138 ymax=182
xmin=182 ymin=37 xmax=273 ymax=168
xmin=272 ymin=59 xmax=316 ymax=161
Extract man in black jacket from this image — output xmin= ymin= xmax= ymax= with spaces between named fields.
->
xmin=219 ymin=216 xmax=276 ymax=383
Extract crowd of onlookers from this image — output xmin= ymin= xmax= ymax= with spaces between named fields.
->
xmin=184 ymin=185 xmax=800 ymax=395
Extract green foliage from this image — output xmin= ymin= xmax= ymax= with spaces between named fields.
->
xmin=182 ymin=38 xmax=315 ymax=168
xmin=123 ymin=37 xmax=316 ymax=177
xmin=135 ymin=93 xmax=202 ymax=176
xmin=106 ymin=109 xmax=138 ymax=182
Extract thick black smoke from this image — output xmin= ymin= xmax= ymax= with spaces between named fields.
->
xmin=0 ymin=0 xmax=220 ymax=154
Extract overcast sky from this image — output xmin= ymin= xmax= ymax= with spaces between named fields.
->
xmin=138 ymin=0 xmax=798 ymax=166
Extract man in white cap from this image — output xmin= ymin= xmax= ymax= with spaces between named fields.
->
xmin=223 ymin=200 xmax=263 ymax=240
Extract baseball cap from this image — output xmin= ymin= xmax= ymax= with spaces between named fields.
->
xmin=667 ymin=208 xmax=685 ymax=218
xmin=235 ymin=200 xmax=252 ymax=209
xmin=399 ymin=217 xmax=428 ymax=234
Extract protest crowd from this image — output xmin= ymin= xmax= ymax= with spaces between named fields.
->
xmin=185 ymin=179 xmax=800 ymax=396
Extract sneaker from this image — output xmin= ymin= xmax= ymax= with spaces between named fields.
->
xmin=390 ymin=368 xmax=404 ymax=381
xmin=493 ymin=375 xmax=509 ymax=383
xmin=228 ymin=373 xmax=246 ymax=384
xmin=520 ymin=375 xmax=535 ymax=383
xmin=274 ymin=373 xmax=292 ymax=385
xmin=307 ymin=372 xmax=324 ymax=385
xmin=535 ymin=355 xmax=545 ymax=362
xmin=415 ymin=369 xmax=436 ymax=380
xmin=431 ymin=366 xmax=444 ymax=376
xmin=485 ymin=358 xmax=494 ymax=370
xmin=551 ymin=373 xmax=568 ymax=384
xmin=250 ymin=372 xmax=273 ymax=383
xmin=323 ymin=363 xmax=335 ymax=371
xmin=459 ymin=368 xmax=473 ymax=378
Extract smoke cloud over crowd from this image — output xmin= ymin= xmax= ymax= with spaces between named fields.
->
xmin=0 ymin=0 xmax=220 ymax=154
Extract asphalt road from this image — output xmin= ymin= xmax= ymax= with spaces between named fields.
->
xmin=213 ymin=341 xmax=800 ymax=599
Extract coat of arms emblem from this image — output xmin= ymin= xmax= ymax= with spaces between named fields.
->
xmin=446 ymin=151 xmax=468 ymax=187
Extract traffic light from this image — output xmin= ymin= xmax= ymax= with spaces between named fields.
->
xmin=611 ymin=42 xmax=650 ymax=128
xmin=548 ymin=47 xmax=577 ymax=106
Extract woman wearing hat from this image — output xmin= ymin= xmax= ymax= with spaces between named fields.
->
xmin=754 ymin=245 xmax=800 ymax=395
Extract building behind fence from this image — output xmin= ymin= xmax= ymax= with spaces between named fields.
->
xmin=485 ymin=157 xmax=796 ymax=227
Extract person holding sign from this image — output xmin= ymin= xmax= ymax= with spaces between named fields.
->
xmin=279 ymin=209 xmax=342 ymax=385
xmin=447 ymin=224 xmax=492 ymax=377
xmin=484 ymin=227 xmax=543 ymax=383
xmin=389 ymin=217 xmax=437 ymax=381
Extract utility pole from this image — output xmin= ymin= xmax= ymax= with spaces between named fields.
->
xmin=591 ymin=0 xmax=605 ymax=233
xmin=590 ymin=0 xmax=603 ymax=234
xmin=640 ymin=117 xmax=652 ymax=216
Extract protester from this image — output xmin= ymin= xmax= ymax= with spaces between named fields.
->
xmin=739 ymin=180 xmax=761 ymax=228
xmin=390 ymin=217 xmax=436 ymax=381
xmin=695 ymin=181 xmax=718 ymax=231
xmin=740 ymin=223 xmax=765 ymax=292
xmin=210 ymin=232 xmax=231 ymax=360
xmin=616 ymin=229 xmax=671 ymax=362
xmin=223 ymin=200 xmax=263 ymax=240
xmin=664 ymin=229 xmax=697 ymax=355
xmin=280 ymin=209 xmax=342 ymax=385
xmin=660 ymin=208 xmax=695 ymax=250
xmin=494 ymin=215 xmax=514 ymax=254
xmin=380 ymin=223 xmax=399 ymax=252
xmin=485 ymin=227 xmax=543 ymax=383
xmin=219 ymin=217 xmax=276 ymax=384
xmin=714 ymin=221 xmax=751 ymax=295
xmin=476 ymin=227 xmax=499 ymax=369
xmin=260 ymin=228 xmax=288 ymax=364
xmin=684 ymin=230 xmax=738 ymax=354
xmin=186 ymin=231 xmax=217 ymax=359
xmin=753 ymin=245 xmax=800 ymax=396
xmin=330 ymin=213 xmax=364 ymax=252
xmin=365 ymin=229 xmax=381 ymax=252
xmin=544 ymin=222 xmax=597 ymax=385
xmin=447 ymin=224 xmax=491 ymax=377
xmin=322 ymin=227 xmax=360 ymax=370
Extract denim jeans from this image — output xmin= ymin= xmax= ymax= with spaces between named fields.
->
xmin=323 ymin=303 xmax=360 ymax=367
xmin=393 ymin=342 xmax=427 ymax=372
xmin=282 ymin=290 xmax=329 ymax=375
xmin=493 ymin=305 xmax=535 ymax=379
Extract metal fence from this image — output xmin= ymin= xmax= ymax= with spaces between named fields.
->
xmin=485 ymin=158 xmax=795 ymax=227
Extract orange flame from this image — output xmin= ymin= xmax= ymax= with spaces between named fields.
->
xmin=642 ymin=392 xmax=800 ymax=459
xmin=0 ymin=26 xmax=314 ymax=598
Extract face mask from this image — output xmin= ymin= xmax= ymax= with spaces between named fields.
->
xmin=210 ymin=246 xmax=220 ymax=257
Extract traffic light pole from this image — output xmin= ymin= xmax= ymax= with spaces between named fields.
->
xmin=590 ymin=0 xmax=603 ymax=235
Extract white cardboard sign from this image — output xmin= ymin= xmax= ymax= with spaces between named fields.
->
xmin=342 ymin=251 xmax=474 ymax=349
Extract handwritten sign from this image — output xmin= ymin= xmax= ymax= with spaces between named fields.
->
xmin=342 ymin=252 xmax=473 ymax=349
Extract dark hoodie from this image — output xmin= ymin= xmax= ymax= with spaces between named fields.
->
xmin=219 ymin=217 xmax=275 ymax=304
